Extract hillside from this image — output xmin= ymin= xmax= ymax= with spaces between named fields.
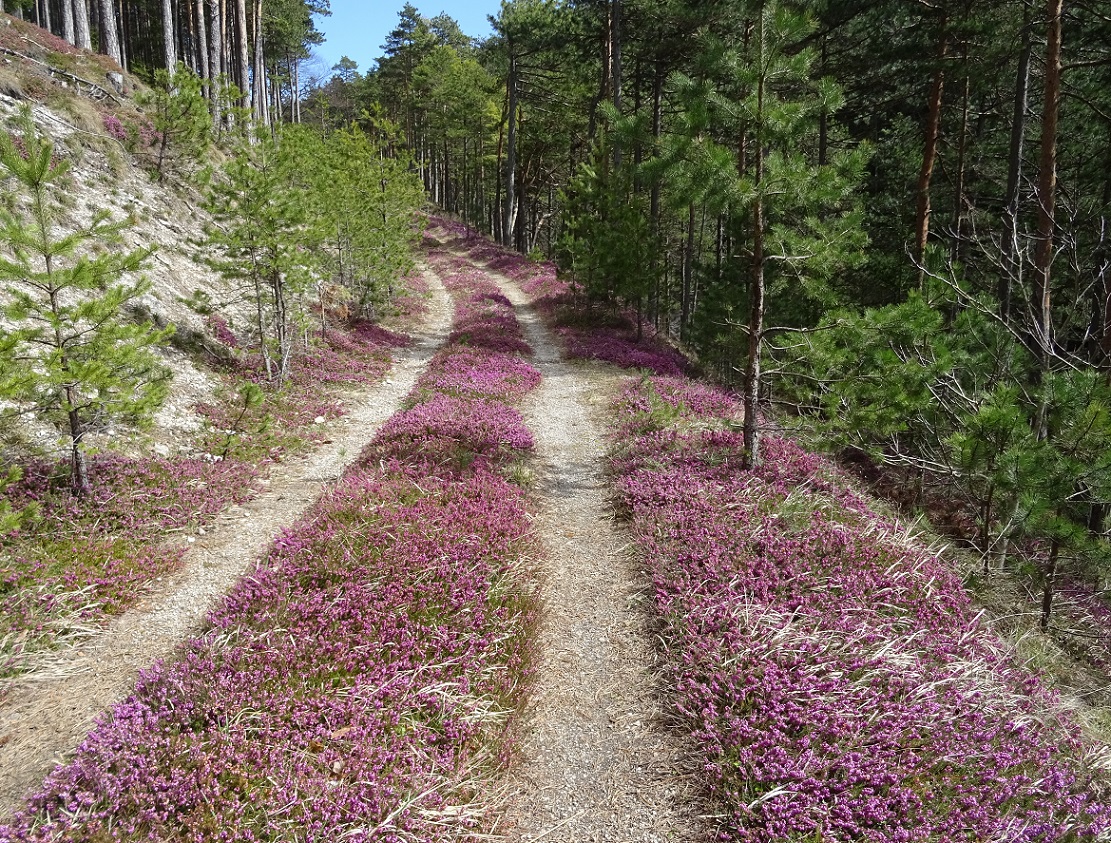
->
xmin=0 ymin=5 xmax=1110 ymax=842
xmin=0 ymin=15 xmax=243 ymax=455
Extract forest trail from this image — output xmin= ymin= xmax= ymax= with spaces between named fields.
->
xmin=495 ymin=272 xmax=701 ymax=841
xmin=0 ymin=271 xmax=452 ymax=818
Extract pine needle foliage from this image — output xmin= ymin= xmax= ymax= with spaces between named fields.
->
xmin=201 ymin=133 xmax=310 ymax=387
xmin=0 ymin=108 xmax=172 ymax=496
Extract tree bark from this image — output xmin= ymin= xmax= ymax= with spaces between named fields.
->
xmin=612 ymin=0 xmax=622 ymax=168
xmin=743 ymin=53 xmax=767 ymax=470
xmin=914 ymin=14 xmax=948 ymax=287
xmin=252 ymin=0 xmax=267 ymax=125
xmin=235 ymin=0 xmax=249 ymax=109
xmin=1040 ymin=536 xmax=1060 ymax=630
xmin=950 ymin=42 xmax=970 ymax=265
xmin=98 ymin=0 xmax=121 ymax=66
xmin=195 ymin=0 xmax=209 ymax=80
xmin=74 ymin=0 xmax=91 ymax=49
xmin=502 ymin=51 xmax=518 ymax=247
xmin=163 ymin=0 xmax=178 ymax=71
xmin=1000 ymin=6 xmax=1032 ymax=324
xmin=62 ymin=0 xmax=75 ymax=44
xmin=1033 ymin=0 xmax=1063 ymax=372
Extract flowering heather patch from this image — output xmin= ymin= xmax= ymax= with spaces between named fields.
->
xmin=428 ymin=218 xmax=688 ymax=376
xmin=417 ymin=348 xmax=541 ymax=402
xmin=1057 ymin=579 xmax=1111 ymax=672
xmin=376 ymin=394 xmax=533 ymax=468
xmin=425 ymin=257 xmax=534 ymax=359
xmin=425 ymin=216 xmax=477 ymax=247
xmin=1 ymin=243 xmax=543 ymax=840
xmin=609 ymin=376 xmax=1111 ymax=841
xmin=557 ymin=327 xmax=687 ymax=376
xmin=1 ymin=465 xmax=538 ymax=842
xmin=197 ymin=320 xmax=405 ymax=462
xmin=101 ymin=114 xmax=129 ymax=144
xmin=1 ymin=455 xmax=257 ymax=679
xmin=1 ymin=319 xmax=412 ymax=682
xmin=518 ymin=263 xmax=571 ymax=303
xmin=206 ymin=313 xmax=239 ymax=348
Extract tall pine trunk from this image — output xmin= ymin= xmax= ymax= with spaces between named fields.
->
xmin=235 ymin=0 xmax=249 ymax=110
xmin=62 ymin=0 xmax=75 ymax=44
xmin=195 ymin=0 xmax=209 ymax=83
xmin=502 ymin=52 xmax=518 ymax=247
xmin=1000 ymin=7 xmax=1032 ymax=324
xmin=742 ymin=44 xmax=767 ymax=470
xmin=74 ymin=0 xmax=91 ymax=49
xmin=98 ymin=0 xmax=121 ymax=66
xmin=163 ymin=0 xmax=177 ymax=71
xmin=1033 ymin=0 xmax=1063 ymax=375
xmin=914 ymin=14 xmax=948 ymax=287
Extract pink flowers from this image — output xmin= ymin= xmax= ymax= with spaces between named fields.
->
xmin=101 ymin=114 xmax=128 ymax=143
xmin=1 ymin=243 xmax=543 ymax=840
xmin=608 ymin=377 xmax=1111 ymax=841
xmin=2 ymin=319 xmax=411 ymax=683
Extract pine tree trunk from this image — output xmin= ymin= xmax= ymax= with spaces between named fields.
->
xmin=252 ymin=0 xmax=267 ymax=125
xmin=272 ymin=270 xmax=289 ymax=384
xmin=235 ymin=0 xmax=249 ymax=110
xmin=743 ymin=67 xmax=767 ymax=471
xmin=98 ymin=0 xmax=121 ymax=66
xmin=292 ymin=57 xmax=300 ymax=122
xmin=207 ymin=0 xmax=221 ymax=114
xmin=254 ymin=275 xmax=273 ymax=381
xmin=1040 ymin=535 xmax=1060 ymax=630
xmin=682 ymin=203 xmax=694 ymax=342
xmin=950 ymin=45 xmax=970 ymax=265
xmin=195 ymin=0 xmax=209 ymax=81
xmin=62 ymin=0 xmax=75 ymax=43
xmin=611 ymin=0 xmax=622 ymax=168
xmin=503 ymin=51 xmax=518 ymax=247
xmin=163 ymin=0 xmax=177 ymax=70
xmin=1033 ymin=0 xmax=1063 ymax=378
xmin=914 ymin=15 xmax=948 ymax=287
xmin=1000 ymin=7 xmax=1032 ymax=324
xmin=74 ymin=0 xmax=91 ymax=50
xmin=67 ymin=400 xmax=91 ymax=497
xmin=116 ymin=0 xmax=127 ymax=70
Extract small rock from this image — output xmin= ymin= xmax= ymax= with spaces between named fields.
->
xmin=186 ymin=536 xmax=196 ymax=544
xmin=314 ymin=416 xmax=326 ymax=425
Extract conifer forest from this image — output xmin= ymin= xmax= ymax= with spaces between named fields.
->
xmin=1 ymin=0 xmax=1111 ymax=841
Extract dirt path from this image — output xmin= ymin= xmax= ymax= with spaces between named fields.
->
xmin=496 ymin=277 xmax=700 ymax=842
xmin=0 ymin=270 xmax=452 ymax=818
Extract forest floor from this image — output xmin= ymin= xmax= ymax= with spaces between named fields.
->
xmin=0 ymin=271 xmax=453 ymax=817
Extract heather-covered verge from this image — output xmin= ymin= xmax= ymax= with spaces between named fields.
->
xmin=1 ymin=313 xmax=419 ymax=686
xmin=0 ymin=255 xmax=542 ymax=841
xmin=426 ymin=217 xmax=687 ymax=376
xmin=608 ymin=375 xmax=1111 ymax=842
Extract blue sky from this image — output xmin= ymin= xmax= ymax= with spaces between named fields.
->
xmin=312 ymin=0 xmax=498 ymax=78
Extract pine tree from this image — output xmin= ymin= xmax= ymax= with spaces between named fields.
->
xmin=656 ymin=0 xmax=867 ymax=467
xmin=137 ymin=64 xmax=213 ymax=182
xmin=0 ymin=109 xmax=172 ymax=496
xmin=201 ymin=134 xmax=309 ymax=386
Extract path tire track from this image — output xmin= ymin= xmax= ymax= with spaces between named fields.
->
xmin=491 ymin=270 xmax=704 ymax=842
